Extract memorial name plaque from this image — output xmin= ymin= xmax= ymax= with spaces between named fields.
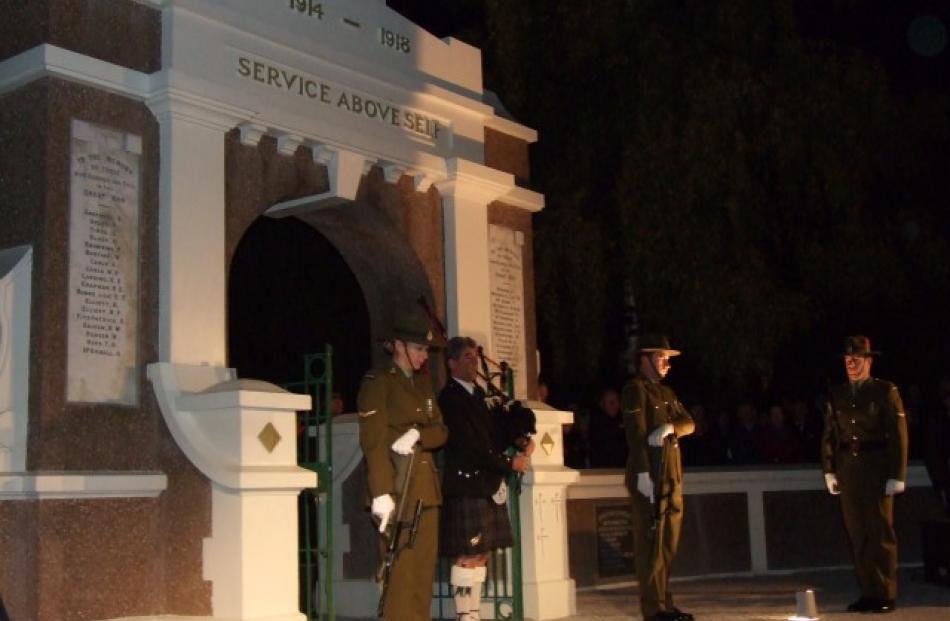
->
xmin=66 ymin=120 xmax=141 ymax=405
xmin=595 ymin=504 xmax=636 ymax=578
xmin=488 ymin=224 xmax=527 ymax=399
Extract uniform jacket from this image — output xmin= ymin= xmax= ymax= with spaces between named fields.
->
xmin=821 ymin=377 xmax=909 ymax=482
xmin=621 ymin=374 xmax=695 ymax=493
xmin=438 ymin=378 xmax=515 ymax=498
xmin=357 ymin=365 xmax=448 ymax=507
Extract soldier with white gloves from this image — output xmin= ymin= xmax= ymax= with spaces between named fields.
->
xmin=357 ymin=311 xmax=448 ymax=621
xmin=822 ymin=336 xmax=908 ymax=614
xmin=622 ymin=334 xmax=695 ymax=621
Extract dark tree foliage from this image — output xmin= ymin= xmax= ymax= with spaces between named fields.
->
xmin=479 ymin=0 xmax=950 ymax=403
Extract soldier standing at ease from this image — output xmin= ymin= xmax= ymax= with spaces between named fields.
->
xmin=822 ymin=336 xmax=908 ymax=614
xmin=622 ymin=334 xmax=695 ymax=621
xmin=357 ymin=312 xmax=448 ymax=621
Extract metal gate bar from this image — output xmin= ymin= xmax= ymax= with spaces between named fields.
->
xmin=285 ymin=346 xmax=334 ymax=621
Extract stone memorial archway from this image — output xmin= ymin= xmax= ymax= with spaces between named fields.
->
xmin=0 ymin=2 xmax=576 ymax=620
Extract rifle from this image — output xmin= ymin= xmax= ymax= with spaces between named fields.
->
xmin=376 ymin=446 xmax=424 ymax=617
xmin=649 ymin=434 xmax=671 ymax=552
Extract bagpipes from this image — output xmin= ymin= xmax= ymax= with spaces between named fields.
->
xmin=416 ymin=296 xmax=536 ymax=449
xmin=476 ymin=345 xmax=536 ymax=450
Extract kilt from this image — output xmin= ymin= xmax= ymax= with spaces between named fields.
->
xmin=440 ymin=495 xmax=514 ymax=558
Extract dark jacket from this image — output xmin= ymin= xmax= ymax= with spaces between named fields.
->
xmin=439 ymin=378 xmax=515 ymax=498
xmin=821 ymin=377 xmax=909 ymax=482
xmin=588 ymin=407 xmax=628 ymax=468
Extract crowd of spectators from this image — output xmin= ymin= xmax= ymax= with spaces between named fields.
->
xmin=560 ymin=382 xmax=944 ymax=471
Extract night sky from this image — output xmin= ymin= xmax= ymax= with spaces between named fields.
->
xmin=378 ymin=1 xmax=950 ymax=412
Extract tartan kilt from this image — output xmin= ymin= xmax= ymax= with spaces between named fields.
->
xmin=439 ymin=495 xmax=514 ymax=557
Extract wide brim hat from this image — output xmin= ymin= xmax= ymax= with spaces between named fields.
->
xmin=390 ymin=311 xmax=443 ymax=348
xmin=842 ymin=335 xmax=880 ymax=357
xmin=637 ymin=333 xmax=681 ymax=357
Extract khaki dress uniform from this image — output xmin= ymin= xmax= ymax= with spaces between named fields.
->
xmin=358 ymin=364 xmax=448 ymax=621
xmin=622 ymin=374 xmax=695 ymax=619
xmin=822 ymin=377 xmax=908 ymax=601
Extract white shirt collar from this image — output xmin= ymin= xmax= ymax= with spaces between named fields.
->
xmin=452 ymin=376 xmax=476 ymax=395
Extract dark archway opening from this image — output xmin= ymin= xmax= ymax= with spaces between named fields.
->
xmin=227 ymin=216 xmax=371 ymax=412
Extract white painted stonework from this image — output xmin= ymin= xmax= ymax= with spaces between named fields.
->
xmin=0 ymin=245 xmax=32 ymax=474
xmin=323 ymin=414 xmax=382 ymax=619
xmin=519 ymin=406 xmax=579 ymax=620
xmin=566 ymin=464 xmax=933 ymax=577
xmin=149 ymin=364 xmax=317 ymax=621
xmin=0 ymin=1 xmax=557 ymax=619
xmin=0 ymin=472 xmax=166 ymax=500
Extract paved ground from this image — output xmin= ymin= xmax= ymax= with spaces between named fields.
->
xmin=567 ymin=568 xmax=950 ymax=621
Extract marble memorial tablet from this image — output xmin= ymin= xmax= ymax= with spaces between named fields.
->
xmin=489 ymin=224 xmax=527 ymax=399
xmin=66 ymin=120 xmax=141 ymax=405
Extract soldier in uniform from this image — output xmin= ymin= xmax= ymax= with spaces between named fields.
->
xmin=822 ymin=336 xmax=908 ymax=614
xmin=357 ymin=311 xmax=449 ymax=621
xmin=622 ymin=334 xmax=695 ymax=621
xmin=438 ymin=336 xmax=532 ymax=621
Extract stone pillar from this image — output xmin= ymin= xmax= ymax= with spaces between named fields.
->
xmin=149 ymin=365 xmax=317 ymax=621
xmin=519 ymin=405 xmax=578 ymax=620
xmin=146 ymin=91 xmax=249 ymax=366
xmin=435 ymin=158 xmax=513 ymax=348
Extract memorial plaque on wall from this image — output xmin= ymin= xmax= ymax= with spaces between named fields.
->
xmin=66 ymin=120 xmax=141 ymax=405
xmin=488 ymin=224 xmax=527 ymax=399
xmin=596 ymin=504 xmax=636 ymax=577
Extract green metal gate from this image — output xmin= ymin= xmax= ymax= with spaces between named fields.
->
xmin=285 ymin=346 xmax=334 ymax=621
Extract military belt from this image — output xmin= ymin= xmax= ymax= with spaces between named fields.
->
xmin=839 ymin=439 xmax=886 ymax=455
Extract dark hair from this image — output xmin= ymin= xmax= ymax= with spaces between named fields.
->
xmin=445 ymin=336 xmax=477 ymax=361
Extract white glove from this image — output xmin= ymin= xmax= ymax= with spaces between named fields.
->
xmin=391 ymin=428 xmax=420 ymax=455
xmin=637 ymin=472 xmax=655 ymax=504
xmin=824 ymin=473 xmax=840 ymax=495
xmin=647 ymin=423 xmax=674 ymax=447
xmin=371 ymin=494 xmax=395 ymax=533
xmin=885 ymin=479 xmax=906 ymax=496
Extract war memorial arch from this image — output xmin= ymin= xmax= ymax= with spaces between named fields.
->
xmin=2 ymin=2 xmax=942 ymax=621
xmin=0 ymin=1 xmax=579 ymax=620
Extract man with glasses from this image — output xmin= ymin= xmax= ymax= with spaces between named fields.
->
xmin=622 ymin=334 xmax=695 ymax=621
xmin=822 ymin=336 xmax=909 ymax=614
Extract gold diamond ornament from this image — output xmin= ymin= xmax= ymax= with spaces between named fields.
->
xmin=258 ymin=422 xmax=282 ymax=453
xmin=540 ymin=432 xmax=555 ymax=456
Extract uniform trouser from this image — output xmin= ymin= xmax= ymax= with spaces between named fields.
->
xmin=631 ymin=480 xmax=684 ymax=618
xmin=837 ymin=451 xmax=898 ymax=600
xmin=380 ymin=507 xmax=439 ymax=621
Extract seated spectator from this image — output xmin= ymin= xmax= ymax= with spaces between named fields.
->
xmin=588 ymin=387 xmax=628 ymax=468
xmin=563 ymin=409 xmax=590 ymax=469
xmin=757 ymin=404 xmax=802 ymax=464
xmin=789 ymin=399 xmax=821 ymax=462
xmin=331 ymin=391 xmax=345 ymax=416
xmin=680 ymin=403 xmax=727 ymax=467
xmin=727 ymin=402 xmax=760 ymax=465
xmin=537 ymin=377 xmax=550 ymax=404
